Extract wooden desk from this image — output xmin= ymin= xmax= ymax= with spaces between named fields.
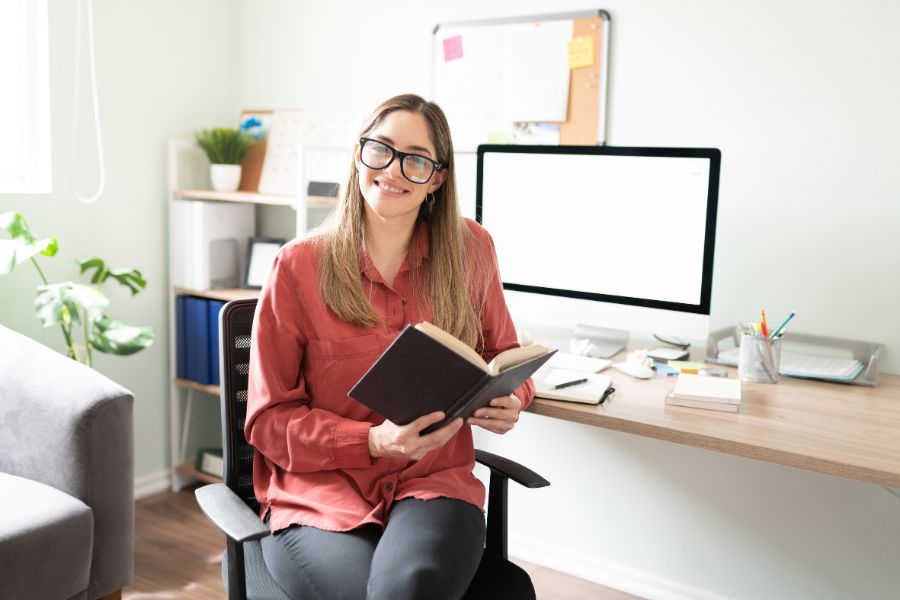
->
xmin=527 ymin=365 xmax=900 ymax=488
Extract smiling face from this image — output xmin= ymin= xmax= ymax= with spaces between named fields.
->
xmin=356 ymin=110 xmax=446 ymax=224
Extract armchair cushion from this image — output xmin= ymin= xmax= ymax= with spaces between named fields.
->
xmin=0 ymin=473 xmax=94 ymax=600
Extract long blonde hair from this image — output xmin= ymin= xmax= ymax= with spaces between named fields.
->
xmin=315 ymin=94 xmax=489 ymax=349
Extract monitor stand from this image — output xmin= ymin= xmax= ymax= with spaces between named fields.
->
xmin=571 ymin=324 xmax=629 ymax=358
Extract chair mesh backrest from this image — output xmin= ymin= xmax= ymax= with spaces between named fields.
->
xmin=219 ymin=299 xmax=260 ymax=513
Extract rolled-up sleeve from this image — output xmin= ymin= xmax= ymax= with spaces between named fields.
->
xmin=244 ymin=251 xmax=373 ymax=473
xmin=476 ymin=229 xmax=536 ymax=411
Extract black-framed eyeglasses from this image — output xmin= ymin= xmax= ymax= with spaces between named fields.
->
xmin=359 ymin=137 xmax=443 ymax=184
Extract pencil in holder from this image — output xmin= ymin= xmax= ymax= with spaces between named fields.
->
xmin=738 ymin=334 xmax=782 ymax=383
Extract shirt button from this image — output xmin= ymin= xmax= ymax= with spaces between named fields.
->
xmin=401 ymin=298 xmax=407 ymax=305
xmin=386 ymin=482 xmax=394 ymax=492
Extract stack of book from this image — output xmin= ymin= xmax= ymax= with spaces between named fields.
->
xmin=666 ymin=373 xmax=742 ymax=413
xmin=175 ymin=295 xmax=225 ymax=386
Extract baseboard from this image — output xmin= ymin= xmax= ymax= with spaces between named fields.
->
xmin=134 ymin=469 xmax=171 ymax=500
xmin=509 ymin=534 xmax=729 ymax=600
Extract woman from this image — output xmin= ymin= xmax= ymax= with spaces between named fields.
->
xmin=246 ymin=93 xmax=535 ymax=600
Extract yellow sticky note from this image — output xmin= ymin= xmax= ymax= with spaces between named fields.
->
xmin=486 ymin=131 xmax=510 ymax=144
xmin=567 ymin=36 xmax=594 ymax=70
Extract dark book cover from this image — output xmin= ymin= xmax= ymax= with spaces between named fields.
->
xmin=184 ymin=296 xmax=211 ymax=384
xmin=348 ymin=326 xmax=555 ymax=434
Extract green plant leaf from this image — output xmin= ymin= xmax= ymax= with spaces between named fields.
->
xmin=0 ymin=212 xmax=37 ymax=244
xmin=79 ymin=257 xmax=108 ymax=283
xmin=35 ymin=282 xmax=109 ymax=328
xmin=196 ymin=127 xmax=251 ymax=165
xmin=108 ymin=267 xmax=147 ymax=295
xmin=91 ymin=315 xmax=155 ymax=355
xmin=79 ymin=257 xmax=147 ymax=294
xmin=0 ymin=240 xmax=19 ymax=274
xmin=0 ymin=237 xmax=59 ymax=275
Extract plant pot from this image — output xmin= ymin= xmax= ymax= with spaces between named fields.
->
xmin=210 ymin=164 xmax=242 ymax=192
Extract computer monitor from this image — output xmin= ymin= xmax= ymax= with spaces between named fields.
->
xmin=476 ymin=144 xmax=721 ymax=346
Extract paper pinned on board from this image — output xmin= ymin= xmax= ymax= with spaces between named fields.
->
xmin=443 ymin=35 xmax=464 ymax=61
xmin=500 ymin=21 xmax=571 ymax=123
xmin=486 ymin=131 xmax=511 ymax=144
xmin=567 ymin=35 xmax=594 ymax=69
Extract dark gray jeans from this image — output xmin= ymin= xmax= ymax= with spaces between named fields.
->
xmin=260 ymin=497 xmax=486 ymax=600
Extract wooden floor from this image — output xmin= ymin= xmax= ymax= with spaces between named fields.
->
xmin=126 ymin=488 xmax=641 ymax=600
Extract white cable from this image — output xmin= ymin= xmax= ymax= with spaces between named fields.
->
xmin=71 ymin=0 xmax=105 ymax=204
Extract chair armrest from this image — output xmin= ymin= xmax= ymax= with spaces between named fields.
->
xmin=196 ymin=483 xmax=271 ymax=543
xmin=475 ymin=450 xmax=549 ymax=488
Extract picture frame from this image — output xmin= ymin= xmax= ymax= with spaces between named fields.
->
xmin=242 ymin=236 xmax=286 ymax=289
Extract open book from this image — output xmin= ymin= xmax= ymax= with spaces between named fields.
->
xmin=349 ymin=322 xmax=556 ymax=434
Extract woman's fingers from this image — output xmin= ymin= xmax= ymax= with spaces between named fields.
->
xmin=408 ymin=411 xmax=447 ymax=433
xmin=467 ymin=394 xmax=521 ymax=434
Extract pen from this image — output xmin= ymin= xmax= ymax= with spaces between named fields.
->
xmin=769 ymin=310 xmax=796 ymax=339
xmin=554 ymin=378 xmax=588 ymax=390
xmin=760 ymin=310 xmax=769 ymax=338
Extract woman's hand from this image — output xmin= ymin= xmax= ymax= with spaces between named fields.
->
xmin=467 ymin=394 xmax=522 ymax=434
xmin=369 ymin=412 xmax=463 ymax=461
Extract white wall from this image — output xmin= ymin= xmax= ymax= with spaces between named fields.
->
xmin=231 ymin=1 xmax=900 ymax=598
xmin=0 ymin=0 xmax=238 ymax=479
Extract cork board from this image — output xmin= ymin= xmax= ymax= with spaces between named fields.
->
xmin=432 ymin=11 xmax=610 ymax=151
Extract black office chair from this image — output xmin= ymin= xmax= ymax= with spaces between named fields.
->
xmin=195 ymin=299 xmax=550 ymax=600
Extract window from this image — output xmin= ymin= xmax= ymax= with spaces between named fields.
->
xmin=0 ymin=0 xmax=51 ymax=193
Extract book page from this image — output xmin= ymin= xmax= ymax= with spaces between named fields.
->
xmin=415 ymin=322 xmax=489 ymax=372
xmin=489 ymin=343 xmax=551 ymax=374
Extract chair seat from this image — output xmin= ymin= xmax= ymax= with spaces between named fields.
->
xmin=223 ymin=541 xmax=292 ymax=600
xmin=0 ymin=473 xmax=93 ymax=600
xmin=224 ymin=539 xmax=534 ymax=600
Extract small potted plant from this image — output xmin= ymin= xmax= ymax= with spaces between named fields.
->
xmin=196 ymin=127 xmax=251 ymax=192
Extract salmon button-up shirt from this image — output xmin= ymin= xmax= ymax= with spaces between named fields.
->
xmin=245 ymin=218 xmax=534 ymax=533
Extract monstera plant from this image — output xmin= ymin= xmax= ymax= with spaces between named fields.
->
xmin=0 ymin=211 xmax=154 ymax=367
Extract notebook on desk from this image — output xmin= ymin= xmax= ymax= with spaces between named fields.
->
xmin=666 ymin=373 xmax=741 ymax=413
xmin=546 ymin=352 xmax=612 ymax=373
xmin=534 ymin=367 xmax=613 ymax=404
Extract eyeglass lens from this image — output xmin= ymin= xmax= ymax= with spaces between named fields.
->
xmin=361 ymin=140 xmax=435 ymax=184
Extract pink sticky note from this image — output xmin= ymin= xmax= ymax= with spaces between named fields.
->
xmin=443 ymin=35 xmax=463 ymax=62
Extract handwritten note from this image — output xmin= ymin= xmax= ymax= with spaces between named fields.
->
xmin=567 ymin=35 xmax=594 ymax=69
xmin=443 ymin=35 xmax=463 ymax=62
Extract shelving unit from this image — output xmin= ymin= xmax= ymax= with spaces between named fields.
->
xmin=173 ymin=286 xmax=260 ymax=303
xmin=174 ymin=189 xmax=339 ymax=209
xmin=174 ymin=461 xmax=222 ymax=485
xmin=167 ymin=138 xmax=349 ymax=491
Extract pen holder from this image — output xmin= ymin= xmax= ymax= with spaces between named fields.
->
xmin=738 ymin=334 xmax=782 ymax=383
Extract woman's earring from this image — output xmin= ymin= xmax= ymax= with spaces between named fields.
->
xmin=426 ymin=192 xmax=436 ymax=213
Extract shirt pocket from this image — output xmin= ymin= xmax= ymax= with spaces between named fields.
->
xmin=307 ymin=334 xmax=383 ymax=360
xmin=305 ymin=334 xmax=385 ymax=417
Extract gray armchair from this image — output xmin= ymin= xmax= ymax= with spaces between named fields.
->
xmin=0 ymin=325 xmax=134 ymax=600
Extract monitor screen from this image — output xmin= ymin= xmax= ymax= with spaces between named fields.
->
xmin=476 ymin=145 xmax=720 ymax=316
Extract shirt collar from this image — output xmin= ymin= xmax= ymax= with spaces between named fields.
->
xmin=359 ymin=219 xmax=430 ymax=283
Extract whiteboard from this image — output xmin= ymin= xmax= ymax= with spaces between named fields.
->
xmin=432 ymin=10 xmax=611 ymax=153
